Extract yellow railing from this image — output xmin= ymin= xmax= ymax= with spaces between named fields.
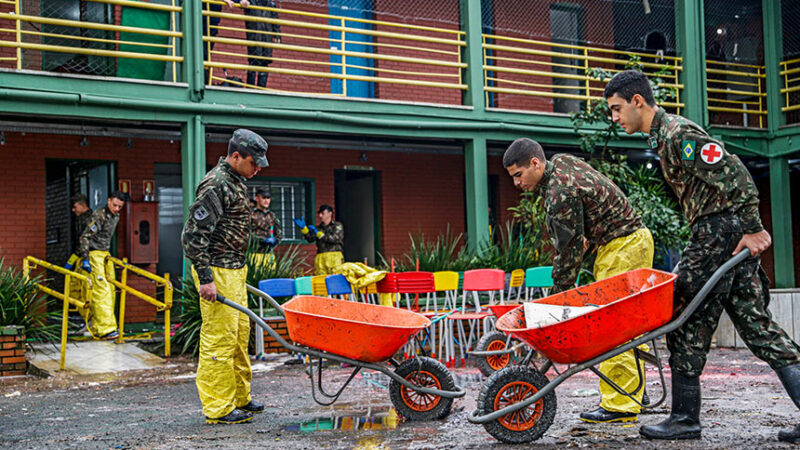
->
xmin=202 ymin=0 xmax=466 ymax=96
xmin=0 ymin=0 xmax=183 ymax=81
xmin=481 ymin=33 xmax=684 ymax=113
xmin=106 ymin=256 xmax=172 ymax=358
xmin=780 ymin=57 xmax=800 ymax=115
xmin=22 ymin=256 xmax=93 ymax=371
xmin=706 ymin=59 xmax=767 ymax=128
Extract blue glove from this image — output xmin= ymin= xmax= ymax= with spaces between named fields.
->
xmin=265 ymin=236 xmax=278 ymax=246
xmin=81 ymin=260 xmax=92 ymax=273
xmin=293 ymin=217 xmax=306 ymax=229
xmin=307 ymin=225 xmax=318 ymax=235
xmin=64 ymin=262 xmax=74 ymax=271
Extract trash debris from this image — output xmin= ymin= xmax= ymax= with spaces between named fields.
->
xmin=4 ymin=391 xmax=21 ymax=398
xmin=571 ymin=389 xmax=599 ymax=397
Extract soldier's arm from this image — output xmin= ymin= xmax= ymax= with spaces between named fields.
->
xmin=318 ymin=223 xmax=344 ymax=246
xmin=303 ymin=230 xmax=317 ymax=243
xmin=77 ymin=211 xmax=103 ymax=259
xmin=181 ymin=186 xmax=224 ymax=285
xmin=546 ymin=192 xmax=585 ymax=294
xmin=274 ymin=217 xmax=283 ymax=244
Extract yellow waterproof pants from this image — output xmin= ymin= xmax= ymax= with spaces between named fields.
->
xmin=314 ymin=251 xmax=343 ymax=275
xmin=250 ymin=252 xmax=276 ymax=270
xmin=88 ymin=250 xmax=117 ymax=337
xmin=66 ymin=254 xmax=92 ymax=325
xmin=192 ymin=266 xmax=252 ymax=419
xmin=594 ymin=228 xmax=654 ymax=414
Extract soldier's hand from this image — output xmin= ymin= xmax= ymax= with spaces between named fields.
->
xmin=293 ymin=217 xmax=306 ymax=229
xmin=223 ymin=0 xmax=235 ymax=7
xmin=239 ymin=0 xmax=251 ymax=7
xmin=199 ymin=282 xmax=218 ymax=301
xmin=733 ymin=230 xmax=772 ymax=257
xmin=80 ymin=260 xmax=92 ymax=273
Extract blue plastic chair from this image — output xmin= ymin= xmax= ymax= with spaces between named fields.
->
xmin=259 ymin=278 xmax=297 ymax=299
xmin=295 ymin=276 xmax=313 ymax=295
xmin=524 ymin=266 xmax=554 ymax=299
xmin=325 ymin=274 xmax=353 ymax=300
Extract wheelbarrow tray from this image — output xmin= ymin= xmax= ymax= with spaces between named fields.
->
xmin=283 ymin=295 xmax=431 ymax=363
xmin=496 ymin=268 xmax=677 ymax=364
xmin=487 ymin=304 xmax=520 ymax=319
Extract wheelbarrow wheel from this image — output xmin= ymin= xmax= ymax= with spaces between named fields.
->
xmin=476 ymin=331 xmax=512 ymax=377
xmin=478 ymin=366 xmax=556 ymax=444
xmin=390 ymin=356 xmax=455 ymax=421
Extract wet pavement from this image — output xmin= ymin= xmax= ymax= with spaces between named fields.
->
xmin=1 ymin=346 xmax=799 ymax=449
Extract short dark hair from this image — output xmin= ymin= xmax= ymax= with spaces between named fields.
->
xmin=603 ymin=70 xmax=656 ymax=106
xmin=70 ymin=193 xmax=88 ymax=207
xmin=503 ymin=138 xmax=546 ymax=168
xmin=109 ymin=190 xmax=128 ymax=202
xmin=318 ymin=204 xmax=333 ymax=214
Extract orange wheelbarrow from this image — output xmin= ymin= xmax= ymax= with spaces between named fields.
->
xmin=219 ymin=288 xmax=465 ymax=421
xmin=467 ymin=251 xmax=750 ymax=444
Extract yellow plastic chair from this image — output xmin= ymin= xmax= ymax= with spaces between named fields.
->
xmin=433 ymin=271 xmax=460 ymax=366
xmin=508 ymin=269 xmax=525 ymax=300
xmin=311 ymin=275 xmax=328 ymax=296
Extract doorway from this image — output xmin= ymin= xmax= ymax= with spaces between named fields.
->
xmin=550 ymin=3 xmax=584 ymax=114
xmin=154 ymin=163 xmax=183 ymax=277
xmin=334 ymin=169 xmax=381 ymax=265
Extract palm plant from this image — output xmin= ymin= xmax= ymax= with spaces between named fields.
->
xmin=0 ymin=257 xmax=59 ymax=342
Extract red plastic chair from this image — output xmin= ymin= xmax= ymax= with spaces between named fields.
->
xmin=447 ymin=269 xmax=505 ymax=367
xmin=395 ymin=272 xmax=437 ymax=358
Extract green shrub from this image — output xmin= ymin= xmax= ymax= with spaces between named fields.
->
xmin=0 ymin=257 xmax=59 ymax=342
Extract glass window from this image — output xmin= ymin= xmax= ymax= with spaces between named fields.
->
xmin=245 ymin=178 xmax=314 ymax=242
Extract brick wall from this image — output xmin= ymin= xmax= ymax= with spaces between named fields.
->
xmin=0 ymin=326 xmax=26 ymax=377
xmin=260 ymin=316 xmax=291 ymax=354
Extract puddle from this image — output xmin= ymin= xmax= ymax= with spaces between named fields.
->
xmin=284 ymin=406 xmax=400 ymax=433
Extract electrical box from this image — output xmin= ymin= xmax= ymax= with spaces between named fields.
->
xmin=127 ymin=202 xmax=159 ymax=264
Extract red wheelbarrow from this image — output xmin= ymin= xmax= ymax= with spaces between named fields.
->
xmin=467 ymin=250 xmax=750 ymax=444
xmin=219 ymin=289 xmax=465 ymax=421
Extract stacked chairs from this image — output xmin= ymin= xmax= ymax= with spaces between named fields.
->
xmin=394 ymin=272 xmax=436 ymax=358
xmin=507 ymin=268 xmax=525 ymax=301
xmin=447 ymin=269 xmax=505 ymax=367
xmin=358 ymin=282 xmax=379 ymax=304
xmin=433 ymin=271 xmax=460 ymax=365
xmin=525 ymin=266 xmax=554 ymax=299
xmin=311 ymin=275 xmax=328 ymax=296
xmin=325 ymin=274 xmax=353 ymax=301
xmin=255 ymin=278 xmax=296 ymax=358
xmin=376 ymin=273 xmax=400 ymax=308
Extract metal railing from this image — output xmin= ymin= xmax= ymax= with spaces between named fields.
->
xmin=203 ymin=0 xmax=466 ymax=96
xmin=106 ymin=256 xmax=172 ymax=358
xmin=706 ymin=59 xmax=767 ymax=128
xmin=22 ymin=256 xmax=93 ymax=371
xmin=780 ymin=57 xmax=800 ymax=120
xmin=481 ymin=33 xmax=684 ymax=114
xmin=0 ymin=0 xmax=183 ymax=81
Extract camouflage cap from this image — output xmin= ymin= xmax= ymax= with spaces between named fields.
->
xmin=230 ymin=129 xmax=269 ymax=168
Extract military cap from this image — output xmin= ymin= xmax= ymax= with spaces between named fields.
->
xmin=255 ymin=187 xmax=271 ymax=198
xmin=230 ymin=129 xmax=269 ymax=168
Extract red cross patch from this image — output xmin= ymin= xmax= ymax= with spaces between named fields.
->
xmin=700 ymin=142 xmax=724 ymax=165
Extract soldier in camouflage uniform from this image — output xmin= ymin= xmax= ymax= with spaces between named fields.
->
xmin=604 ymin=70 xmax=800 ymax=442
xmin=250 ymin=187 xmax=281 ymax=266
xmin=77 ymin=191 xmax=126 ymax=340
xmin=294 ymin=204 xmax=344 ymax=275
xmin=65 ymin=194 xmax=94 ymax=314
xmin=181 ymin=129 xmax=269 ymax=425
xmin=504 ymin=138 xmax=654 ymax=423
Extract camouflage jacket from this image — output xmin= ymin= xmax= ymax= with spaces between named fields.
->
xmin=304 ymin=221 xmax=344 ymax=254
xmin=182 ymin=158 xmax=250 ymax=285
xmin=648 ymin=108 xmax=763 ymax=233
xmin=250 ymin=207 xmax=282 ymax=252
xmin=533 ymin=154 xmax=643 ymax=293
xmin=72 ymin=208 xmax=93 ymax=252
xmin=78 ymin=206 xmax=120 ymax=258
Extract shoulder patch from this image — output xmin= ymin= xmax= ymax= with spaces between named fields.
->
xmin=194 ymin=206 xmax=210 ymax=221
xmin=90 ymin=224 xmax=98 ymax=233
xmin=699 ymin=142 xmax=724 ymax=165
xmin=681 ymin=140 xmax=696 ymax=161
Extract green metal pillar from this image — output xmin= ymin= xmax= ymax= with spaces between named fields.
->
xmin=763 ymin=0 xmax=785 ymax=131
xmin=459 ymin=0 xmax=485 ymax=112
xmin=768 ymin=156 xmax=795 ymax=288
xmin=184 ymin=0 xmax=205 ymax=101
xmin=181 ymin=116 xmax=206 ymax=276
xmin=465 ymin=138 xmax=489 ymax=251
xmin=675 ymin=0 xmax=707 ymax=126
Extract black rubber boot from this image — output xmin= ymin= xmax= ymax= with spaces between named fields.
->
xmin=246 ymin=71 xmax=256 ymax=86
xmin=205 ymin=408 xmax=253 ymax=425
xmin=640 ymin=373 xmax=701 ymax=440
xmin=776 ymin=363 xmax=800 ymax=442
xmin=258 ymin=72 xmax=268 ymax=88
xmin=239 ymin=400 xmax=265 ymax=414
xmin=580 ymin=407 xmax=637 ymax=423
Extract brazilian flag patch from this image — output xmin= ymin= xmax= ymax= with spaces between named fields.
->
xmin=681 ymin=140 xmax=696 ymax=161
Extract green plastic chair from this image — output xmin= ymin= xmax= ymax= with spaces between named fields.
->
xmin=295 ymin=276 xmax=313 ymax=295
xmin=524 ymin=266 xmax=553 ymax=299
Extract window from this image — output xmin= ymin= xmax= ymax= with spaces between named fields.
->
xmin=245 ymin=178 xmax=314 ymax=242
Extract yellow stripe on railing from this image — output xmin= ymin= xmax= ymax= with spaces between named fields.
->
xmin=705 ymin=59 xmax=766 ymax=127
xmin=781 ymin=58 xmax=800 ymax=114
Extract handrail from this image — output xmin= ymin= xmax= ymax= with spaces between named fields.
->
xmin=705 ymin=58 xmax=767 ymax=128
xmin=22 ymin=256 xmax=93 ymax=371
xmin=781 ymin=58 xmax=800 ymax=115
xmin=105 ymin=256 xmax=172 ymax=358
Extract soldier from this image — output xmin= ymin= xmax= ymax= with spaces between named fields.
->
xmin=250 ymin=186 xmax=281 ymax=266
xmin=504 ymin=138 xmax=654 ymax=423
xmin=65 ymin=193 xmax=94 ymax=328
xmin=182 ymin=129 xmax=269 ymax=425
xmin=603 ymin=70 xmax=800 ymax=442
xmin=241 ymin=0 xmax=281 ymax=88
xmin=294 ymin=204 xmax=344 ymax=275
xmin=77 ymin=190 xmax=127 ymax=340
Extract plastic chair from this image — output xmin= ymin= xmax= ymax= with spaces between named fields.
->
xmin=448 ymin=269 xmax=505 ymax=367
xmin=376 ymin=272 xmax=400 ymax=307
xmin=358 ymin=282 xmax=378 ymax=304
xmin=525 ymin=266 xmax=554 ymax=299
xmin=507 ymin=269 xmax=525 ymax=300
xmin=311 ymin=275 xmax=328 ymax=296
xmin=325 ymin=274 xmax=353 ymax=300
xmin=295 ymin=276 xmax=313 ymax=295
xmin=394 ymin=272 xmax=436 ymax=358
xmin=255 ymin=278 xmax=296 ymax=357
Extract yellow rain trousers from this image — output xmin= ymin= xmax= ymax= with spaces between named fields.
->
xmin=192 ymin=266 xmax=252 ymax=419
xmin=314 ymin=251 xmax=344 ymax=275
xmin=594 ymin=227 xmax=654 ymax=414
xmin=250 ymin=252 xmax=276 ymax=270
xmin=87 ymin=250 xmax=117 ymax=337
xmin=66 ymin=254 xmax=92 ymax=325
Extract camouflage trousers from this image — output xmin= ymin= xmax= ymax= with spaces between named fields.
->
xmin=667 ymin=213 xmax=800 ymax=378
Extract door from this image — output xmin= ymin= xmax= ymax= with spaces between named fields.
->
xmin=550 ymin=4 xmax=583 ymax=114
xmin=334 ymin=169 xmax=381 ymax=265
xmin=154 ymin=163 xmax=183 ymax=277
